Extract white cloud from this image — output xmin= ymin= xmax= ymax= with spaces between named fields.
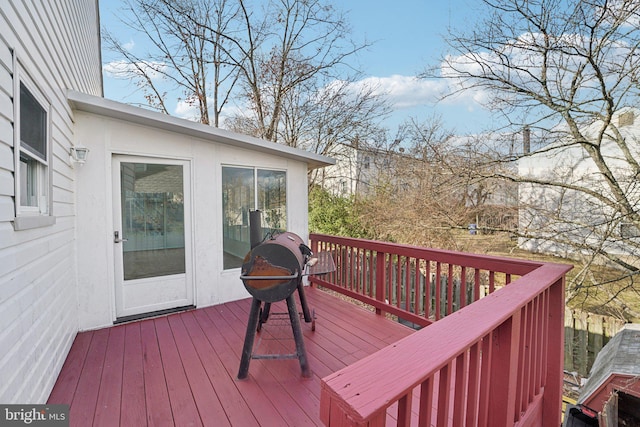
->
xmin=174 ymin=98 xmax=245 ymax=125
xmin=351 ymin=75 xmax=447 ymax=109
xmin=122 ymin=39 xmax=135 ymax=51
xmin=174 ymin=99 xmax=199 ymax=121
xmin=103 ymin=60 xmax=167 ymax=80
xmin=348 ymin=73 xmax=492 ymax=114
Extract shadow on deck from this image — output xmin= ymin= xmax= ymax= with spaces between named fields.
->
xmin=47 ymin=286 xmax=413 ymax=426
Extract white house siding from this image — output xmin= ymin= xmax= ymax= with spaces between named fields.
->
xmin=518 ymin=109 xmax=640 ymax=257
xmin=70 ymin=100 xmax=319 ymax=330
xmin=0 ymin=0 xmax=101 ymax=404
xmin=320 ymin=144 xmax=386 ymax=196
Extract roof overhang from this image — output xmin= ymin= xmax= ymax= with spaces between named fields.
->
xmin=67 ymin=90 xmax=335 ymax=170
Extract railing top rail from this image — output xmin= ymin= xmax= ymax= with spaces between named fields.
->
xmin=320 ymin=261 xmax=572 ymax=422
xmin=310 ymin=233 xmax=545 ymax=276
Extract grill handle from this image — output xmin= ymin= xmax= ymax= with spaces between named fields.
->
xmin=240 ymin=272 xmax=299 ymax=281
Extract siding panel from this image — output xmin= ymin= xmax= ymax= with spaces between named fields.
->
xmin=0 ymin=197 xmax=13 ymax=222
xmin=0 ymin=0 xmax=101 ymax=405
xmin=0 ymin=168 xmax=13 ymax=196
xmin=0 ymin=90 xmax=11 ymax=122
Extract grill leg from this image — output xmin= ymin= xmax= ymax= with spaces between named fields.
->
xmin=287 ymin=294 xmax=311 ymax=377
xmin=296 ymin=279 xmax=312 ymax=323
xmin=238 ymin=298 xmax=262 ymax=380
xmin=260 ymin=302 xmax=271 ymax=324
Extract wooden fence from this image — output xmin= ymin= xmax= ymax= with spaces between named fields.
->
xmin=564 ymin=308 xmax=625 ymax=376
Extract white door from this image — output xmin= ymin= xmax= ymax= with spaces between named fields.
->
xmin=112 ymin=155 xmax=193 ymax=319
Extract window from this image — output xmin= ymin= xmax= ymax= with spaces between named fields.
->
xmin=222 ymin=166 xmax=287 ymax=269
xmin=620 ymin=222 xmax=640 ymax=239
xmin=14 ymin=75 xmax=52 ymax=228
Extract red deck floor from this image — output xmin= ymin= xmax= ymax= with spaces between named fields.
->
xmin=48 ymin=286 xmax=414 ymax=426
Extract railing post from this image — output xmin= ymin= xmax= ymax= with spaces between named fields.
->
xmin=310 ymin=238 xmax=319 ymax=288
xmin=487 ymin=312 xmax=521 ymax=426
xmin=375 ymin=251 xmax=385 ymax=315
xmin=542 ymin=278 xmax=565 ymax=426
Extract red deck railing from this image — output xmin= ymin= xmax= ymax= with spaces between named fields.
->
xmin=309 ymin=234 xmax=572 ymax=427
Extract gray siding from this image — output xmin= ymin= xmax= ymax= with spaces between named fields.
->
xmin=0 ymin=0 xmax=102 ymax=403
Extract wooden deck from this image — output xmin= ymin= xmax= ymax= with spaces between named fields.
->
xmin=47 ymin=286 xmax=414 ymax=426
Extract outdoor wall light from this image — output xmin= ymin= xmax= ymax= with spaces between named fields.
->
xmin=69 ymin=144 xmax=90 ymax=165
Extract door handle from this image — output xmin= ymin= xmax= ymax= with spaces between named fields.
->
xmin=114 ymin=231 xmax=128 ymax=243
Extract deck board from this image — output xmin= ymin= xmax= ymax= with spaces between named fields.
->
xmin=93 ymin=325 xmax=125 ymax=427
xmin=139 ymin=319 xmax=173 ymax=426
xmin=71 ymin=327 xmax=109 ymax=426
xmin=47 ymin=330 xmax=93 ymax=404
xmin=155 ymin=316 xmax=204 ymax=426
xmin=120 ymin=323 xmax=147 ymax=427
xmin=181 ymin=311 xmax=259 ymax=427
xmin=48 ymin=286 xmax=414 ymax=426
xmin=167 ymin=314 xmax=230 ymax=427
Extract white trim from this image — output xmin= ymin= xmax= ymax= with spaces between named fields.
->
xmin=67 ymin=90 xmax=335 ymax=170
xmin=12 ymin=215 xmax=56 ymax=231
xmin=13 ymin=55 xmax=54 ymax=222
xmin=112 ymin=154 xmax=195 ymax=319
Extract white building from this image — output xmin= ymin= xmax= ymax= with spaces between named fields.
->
xmin=518 ymin=109 xmax=640 ymax=257
xmin=320 ymin=142 xmax=403 ymax=196
xmin=0 ymin=0 xmax=332 ymax=404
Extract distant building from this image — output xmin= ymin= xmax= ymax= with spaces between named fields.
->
xmin=578 ymin=324 xmax=640 ymax=425
xmin=319 ymin=141 xmax=400 ymax=196
xmin=319 ymin=137 xmax=520 ymax=232
xmin=518 ymin=108 xmax=640 ymax=258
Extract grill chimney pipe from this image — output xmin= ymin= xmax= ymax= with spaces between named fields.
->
xmin=249 ymin=210 xmax=262 ymax=249
xmin=523 ymin=126 xmax=531 ymax=154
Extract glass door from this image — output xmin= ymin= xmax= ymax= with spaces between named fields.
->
xmin=113 ymin=156 xmax=193 ymax=319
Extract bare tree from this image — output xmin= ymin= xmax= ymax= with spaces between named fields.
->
xmin=103 ymin=0 xmax=387 ymax=152
xmin=221 ymin=0 xmax=382 ymax=144
xmin=354 ymin=116 xmax=487 ymax=249
xmin=103 ymin=0 xmax=241 ymax=125
xmin=426 ymin=0 xmax=640 ymax=316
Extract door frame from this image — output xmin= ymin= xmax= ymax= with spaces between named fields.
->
xmin=111 ymin=154 xmax=195 ymax=320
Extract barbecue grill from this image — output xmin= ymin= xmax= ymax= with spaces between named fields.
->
xmin=241 ymin=231 xmax=309 ymax=303
xmin=237 ymin=211 xmax=334 ymax=379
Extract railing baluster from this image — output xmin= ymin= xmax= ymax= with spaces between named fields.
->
xmin=436 ymin=361 xmax=452 ymax=427
xmin=460 ymin=266 xmax=467 ymax=309
xmin=406 ymin=257 xmax=412 ymax=314
xmin=474 ymin=268 xmax=480 ymax=302
xmin=478 ymin=332 xmax=492 ymax=426
xmin=465 ymin=342 xmax=481 ymax=426
xmin=537 ymin=294 xmax=545 ymax=392
xmin=418 ymin=377 xmax=434 ymax=427
xmin=515 ymin=304 xmax=528 ymax=417
xmin=435 ymin=262 xmax=442 ymax=320
xmin=453 ymin=350 xmax=469 ymax=426
xmin=524 ymin=301 xmax=534 ymax=411
xmin=447 ymin=264 xmax=454 ymax=315
xmin=530 ymin=297 xmax=539 ymax=400
xmin=375 ymin=250 xmax=385 ymax=314
xmin=392 ymin=255 xmax=399 ymax=309
xmin=424 ymin=260 xmax=431 ymax=320
xmin=397 ymin=389 xmax=412 ymax=427
xmin=489 ymin=270 xmax=495 ymax=293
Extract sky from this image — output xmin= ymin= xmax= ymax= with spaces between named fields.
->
xmin=99 ymin=0 xmax=494 ymax=136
